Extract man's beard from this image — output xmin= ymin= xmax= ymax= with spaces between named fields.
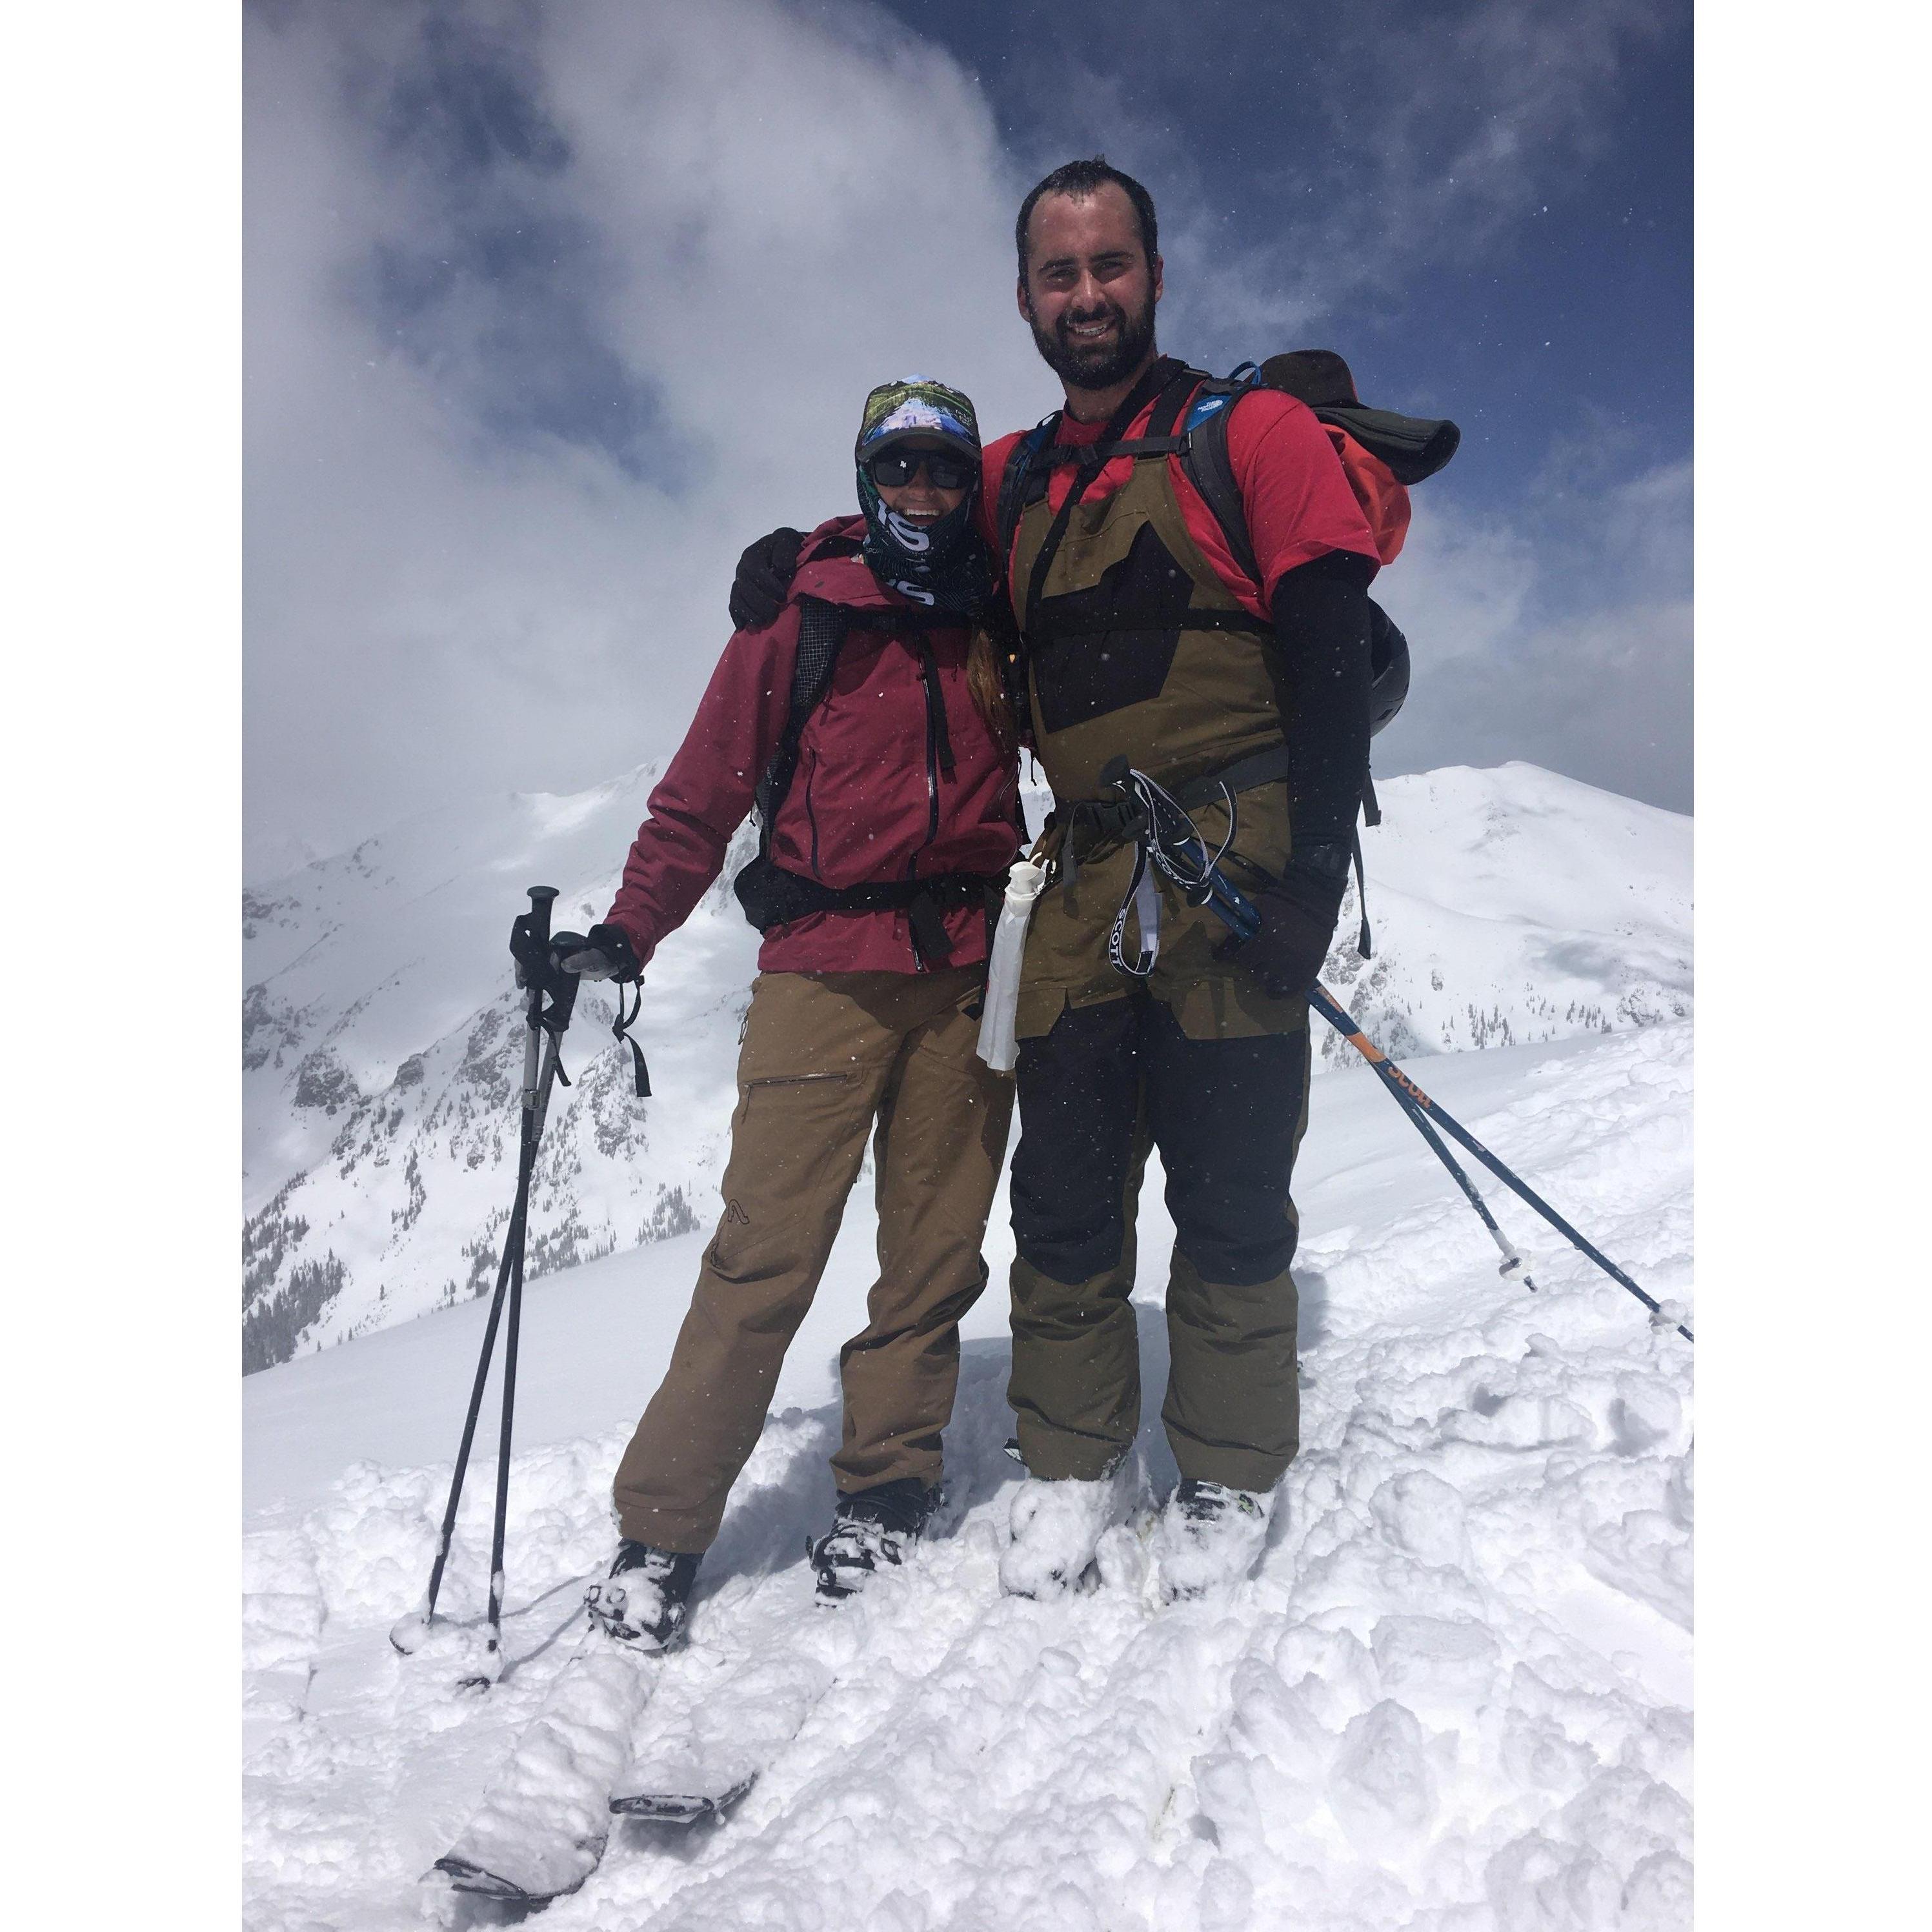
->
xmin=1026 ymin=288 xmax=1158 ymax=392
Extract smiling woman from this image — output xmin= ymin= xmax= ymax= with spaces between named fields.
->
xmin=850 ymin=376 xmax=994 ymax=610
xmin=539 ymin=372 xmax=1028 ymax=1653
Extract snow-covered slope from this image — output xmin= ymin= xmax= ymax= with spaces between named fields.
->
xmin=241 ymin=761 xmax=1690 ymax=1372
xmin=1324 ymin=765 xmax=1690 ymax=1062
xmin=243 ymin=1023 xmax=1694 ymax=1930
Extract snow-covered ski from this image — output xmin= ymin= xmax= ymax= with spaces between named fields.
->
xmin=609 ymin=1773 xmax=757 ymax=1824
xmin=430 ymin=1853 xmax=545 ymax=1902
xmin=609 ymin=1646 xmax=834 ymax=1823
xmin=430 ymin=1637 xmax=656 ymax=1903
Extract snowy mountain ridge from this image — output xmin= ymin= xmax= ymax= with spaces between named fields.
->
xmin=241 ymin=761 xmax=1690 ymax=1371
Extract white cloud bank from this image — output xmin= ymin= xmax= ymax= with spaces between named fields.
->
xmin=246 ymin=0 xmax=1052 ymax=872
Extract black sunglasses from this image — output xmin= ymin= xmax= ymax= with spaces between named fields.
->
xmin=865 ymin=447 xmax=976 ymax=491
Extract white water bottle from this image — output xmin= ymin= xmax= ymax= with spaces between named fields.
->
xmin=976 ymin=860 xmax=1047 ymax=1072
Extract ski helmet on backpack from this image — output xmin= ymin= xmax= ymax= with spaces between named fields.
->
xmin=1184 ymin=349 xmax=1458 ymax=740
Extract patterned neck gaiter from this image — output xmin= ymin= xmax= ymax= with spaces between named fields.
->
xmin=856 ymin=472 xmax=992 ymax=613
xmin=853 ymin=375 xmax=991 ymax=615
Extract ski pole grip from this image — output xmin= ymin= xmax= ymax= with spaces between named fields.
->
xmin=525 ymin=885 xmax=559 ymax=946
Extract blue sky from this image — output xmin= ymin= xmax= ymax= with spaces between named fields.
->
xmin=245 ymin=0 xmax=1691 ymax=874
xmin=870 ymin=0 xmax=1691 ymax=508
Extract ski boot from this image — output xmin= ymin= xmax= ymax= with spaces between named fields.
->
xmin=808 ymin=1477 xmax=939 ymax=1604
xmin=585 ymin=1540 xmax=701 ymax=1652
xmin=999 ymin=1469 xmax=1124 ymax=1600
xmin=1150 ymin=1479 xmax=1276 ymax=1602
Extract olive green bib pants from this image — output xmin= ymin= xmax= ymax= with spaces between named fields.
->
xmin=1004 ymin=393 xmax=1314 ymax=1492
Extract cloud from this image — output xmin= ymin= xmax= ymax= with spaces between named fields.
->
xmin=245 ymin=0 xmax=1054 ymax=874
xmin=1373 ymin=455 xmax=1693 ymax=811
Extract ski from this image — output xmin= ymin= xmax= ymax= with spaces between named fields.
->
xmin=609 ymin=1647 xmax=832 ymax=1824
xmin=431 ymin=1853 xmax=559 ymax=1904
xmin=430 ymin=1637 xmax=657 ymax=1903
xmin=609 ymin=1773 xmax=758 ymax=1824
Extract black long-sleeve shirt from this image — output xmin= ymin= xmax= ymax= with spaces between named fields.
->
xmin=1271 ymin=549 xmax=1376 ymax=858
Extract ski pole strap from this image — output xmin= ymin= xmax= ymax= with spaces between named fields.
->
xmin=1106 ymin=745 xmax=1292 ymax=967
xmin=1065 ymin=741 xmax=1291 ymax=881
xmin=1060 ymin=746 xmax=1288 ymax=967
xmin=1106 ymin=835 xmax=1162 ymax=977
xmin=613 ymin=979 xmax=650 ymax=1099
xmin=509 ymin=915 xmax=584 ymax=1037
xmin=1176 ymin=743 xmax=1373 ymax=954
xmin=1172 ymin=749 xmax=1378 ymax=956
xmin=1351 ymin=768 xmax=1382 ymax=958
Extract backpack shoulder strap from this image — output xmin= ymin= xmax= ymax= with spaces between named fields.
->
xmin=754 ymin=596 xmax=851 ymax=853
xmin=1144 ymin=367 xmax=1205 ymax=438
xmin=1176 ymin=370 xmax=1264 ymax=595
xmin=1019 ymin=361 xmax=1198 ymax=641
xmin=994 ymin=416 xmax=1061 ymax=574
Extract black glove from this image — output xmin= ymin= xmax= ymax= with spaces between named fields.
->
xmin=1214 ymin=845 xmax=1349 ymax=998
xmin=556 ymin=921 xmax=643 ymax=983
xmin=729 ymin=527 xmax=805 ymax=632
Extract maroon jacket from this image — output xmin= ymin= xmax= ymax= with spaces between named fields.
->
xmin=604 ymin=518 xmax=1021 ymax=976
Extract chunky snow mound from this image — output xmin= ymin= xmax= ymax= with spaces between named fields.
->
xmin=241 ymin=761 xmax=1689 ymax=1369
xmin=244 ymin=1023 xmax=1693 ymax=1930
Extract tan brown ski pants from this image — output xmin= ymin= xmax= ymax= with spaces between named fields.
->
xmin=612 ymin=967 xmax=1014 ymax=1552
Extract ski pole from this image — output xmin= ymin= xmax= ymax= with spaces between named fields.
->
xmin=1380 ymin=1072 xmax=1537 ymax=1292
xmin=408 ymin=1198 xmax=519 ymax=1642
xmin=479 ymin=895 xmax=570 ymax=1680
xmin=1172 ymin=842 xmax=1684 ymax=1342
xmin=392 ymin=886 xmax=573 ymax=1674
xmin=1306 ymin=982 xmax=1691 ymax=1342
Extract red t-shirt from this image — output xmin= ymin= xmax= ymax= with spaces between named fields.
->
xmin=981 ymin=381 xmax=1388 ymax=620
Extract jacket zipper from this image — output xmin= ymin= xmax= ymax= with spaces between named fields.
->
xmin=915 ymin=639 xmax=947 ymax=859
xmin=802 ymin=747 xmax=823 ymax=879
xmin=909 ymin=637 xmax=952 ymax=972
